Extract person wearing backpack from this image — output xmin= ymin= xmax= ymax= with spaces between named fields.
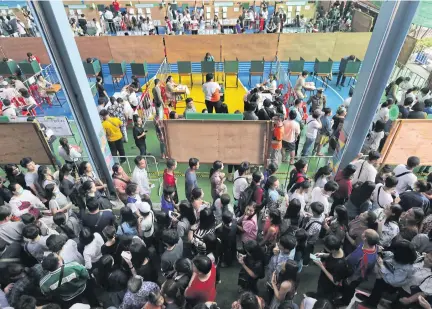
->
xmin=286 ymin=159 xmax=308 ymax=194
xmin=393 ymin=156 xmax=420 ymax=195
xmin=302 ymin=201 xmax=325 ymax=266
xmin=236 ymin=171 xmax=263 ymax=217
xmin=233 ymin=164 xmax=250 ymax=203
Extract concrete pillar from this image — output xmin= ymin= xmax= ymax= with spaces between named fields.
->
xmin=333 ymin=1 xmax=420 ymax=171
xmin=28 ymin=1 xmax=115 ymax=193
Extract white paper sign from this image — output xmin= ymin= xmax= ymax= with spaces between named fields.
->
xmin=37 ymin=117 xmax=73 ymax=137
xmin=129 ymin=8 xmax=135 ymax=14
xmin=287 ymin=6 xmax=292 ymax=12
xmin=206 ymin=12 xmax=210 ymax=19
xmin=146 ymin=8 xmax=151 ymax=13
xmin=296 ymin=6 xmax=301 ymax=11
xmin=234 ymin=7 xmax=239 ymax=12
xmin=222 ymin=7 xmax=227 ymax=12
xmin=77 ymin=9 xmax=82 ymax=15
xmin=206 ymin=7 xmax=211 ymax=12
xmin=137 ymin=8 xmax=143 ymax=14
xmin=305 ymin=5 xmax=310 ymax=10
xmin=222 ymin=12 xmax=227 ymax=18
xmin=69 ymin=9 xmax=75 ymax=15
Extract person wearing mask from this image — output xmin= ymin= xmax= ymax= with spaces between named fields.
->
xmin=351 ymin=151 xmax=381 ymax=185
xmin=301 ymin=109 xmax=322 ymax=156
xmin=202 ymin=73 xmax=221 ymax=114
xmin=282 ymin=110 xmax=300 ymax=165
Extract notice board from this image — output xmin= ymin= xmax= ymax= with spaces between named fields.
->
xmin=0 ymin=123 xmax=55 ymax=165
xmin=164 ymin=120 xmax=271 ymax=164
xmin=380 ymin=119 xmax=432 ymax=165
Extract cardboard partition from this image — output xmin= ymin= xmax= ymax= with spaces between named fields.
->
xmin=380 ymin=119 xmax=432 ymax=165
xmin=164 ymin=120 xmax=270 ymax=164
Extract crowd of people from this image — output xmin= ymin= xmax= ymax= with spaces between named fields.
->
xmin=1 ymin=142 xmax=432 ymax=309
xmin=66 ymin=0 xmax=358 ymax=37
xmin=0 ymin=8 xmax=38 ymax=38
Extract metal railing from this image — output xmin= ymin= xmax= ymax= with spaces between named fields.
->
xmin=389 ymin=62 xmax=428 ymax=89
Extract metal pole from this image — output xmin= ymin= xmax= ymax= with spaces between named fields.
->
xmin=333 ymin=1 xmax=420 ymax=172
xmin=28 ymin=1 xmax=116 ymax=193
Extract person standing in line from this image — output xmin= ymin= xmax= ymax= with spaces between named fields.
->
xmin=104 ymin=7 xmax=116 ymax=34
xmin=282 ymin=110 xmax=300 ymax=165
xmin=202 ymin=73 xmax=221 ymax=114
xmin=270 ymin=114 xmax=284 ymax=167
xmin=133 ymin=116 xmax=148 ymax=156
xmin=131 ymin=155 xmax=152 ymax=200
xmin=152 ymin=79 xmax=164 ymax=120
xmin=99 ymin=109 xmax=126 ymax=163
xmin=301 ymin=109 xmax=322 ymax=156
xmin=294 ymin=71 xmax=313 ymax=99
xmin=185 ymin=158 xmax=199 ymax=202
xmin=393 ymin=156 xmax=420 ymax=195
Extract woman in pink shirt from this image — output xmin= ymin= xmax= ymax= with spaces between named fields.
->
xmin=112 ymin=163 xmax=130 ymax=204
xmin=237 ymin=203 xmax=258 ymax=242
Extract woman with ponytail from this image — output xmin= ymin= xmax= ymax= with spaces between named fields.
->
xmin=161 ymin=279 xmax=185 ymax=309
xmin=209 ymin=161 xmax=226 ymax=201
xmin=58 ymin=137 xmax=82 ymax=164
xmin=112 ymin=163 xmax=130 ymax=204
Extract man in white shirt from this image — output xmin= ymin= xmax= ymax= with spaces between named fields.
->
xmin=301 ymin=110 xmax=322 ymax=156
xmin=393 ymin=156 xmax=420 ymax=195
xmin=131 ymin=155 xmax=151 ymax=197
xmin=399 ymin=77 xmax=413 ymax=93
xmin=373 ymin=99 xmax=392 ymax=125
xmin=371 ymin=176 xmax=398 ymax=209
xmin=103 ymin=7 xmax=116 ymax=34
xmin=351 ymin=151 xmax=381 ymax=185
xmin=310 ymin=181 xmax=339 ymax=215
xmin=202 ymin=73 xmax=221 ymax=114
xmin=418 ymin=88 xmax=431 ymax=105
xmin=232 ymin=164 xmax=250 ymax=200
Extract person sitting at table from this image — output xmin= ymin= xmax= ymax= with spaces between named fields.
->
xmin=204 ymin=52 xmax=215 ymax=62
xmin=258 ymin=74 xmax=277 ymax=94
xmin=266 ymin=17 xmax=277 ymax=33
xmin=166 ymin=75 xmax=190 ymax=102
xmin=37 ymin=75 xmax=52 ymax=106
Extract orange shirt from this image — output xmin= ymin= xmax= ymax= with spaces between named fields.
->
xmin=271 ymin=125 xmax=284 ymax=150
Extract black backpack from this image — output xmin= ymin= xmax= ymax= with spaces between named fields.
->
xmin=287 ymin=170 xmax=307 ymax=194
xmin=236 ymin=183 xmax=256 ymax=217
xmin=385 ymin=82 xmax=394 ymax=96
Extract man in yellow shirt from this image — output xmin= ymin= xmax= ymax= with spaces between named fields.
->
xmin=100 ymin=109 xmax=126 ymax=163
